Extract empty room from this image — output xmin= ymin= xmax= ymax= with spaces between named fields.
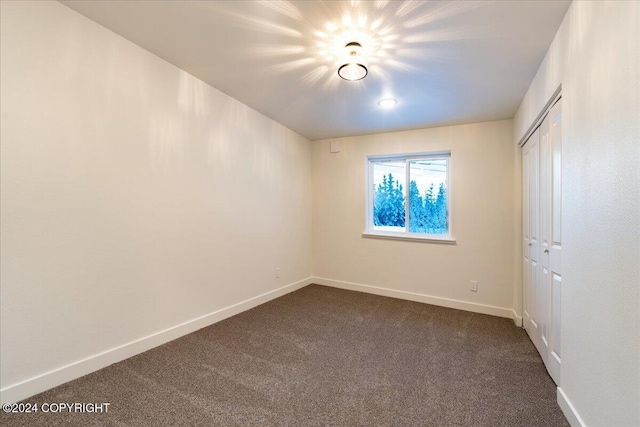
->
xmin=1 ymin=1 xmax=638 ymax=426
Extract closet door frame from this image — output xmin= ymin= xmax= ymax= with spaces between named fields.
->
xmin=519 ymin=90 xmax=562 ymax=385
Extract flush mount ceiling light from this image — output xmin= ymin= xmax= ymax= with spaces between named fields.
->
xmin=338 ymin=42 xmax=368 ymax=81
xmin=378 ymin=98 xmax=397 ymax=108
xmin=338 ymin=63 xmax=368 ymax=81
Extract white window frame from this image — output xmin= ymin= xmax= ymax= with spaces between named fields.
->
xmin=363 ymin=151 xmax=456 ymax=244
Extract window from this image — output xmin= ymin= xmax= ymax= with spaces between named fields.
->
xmin=364 ymin=152 xmax=454 ymax=243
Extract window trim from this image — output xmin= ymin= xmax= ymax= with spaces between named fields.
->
xmin=364 ymin=151 xmax=456 ymax=244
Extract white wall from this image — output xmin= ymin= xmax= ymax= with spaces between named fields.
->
xmin=312 ymin=120 xmax=516 ymax=319
xmin=513 ymin=2 xmax=640 ymax=426
xmin=0 ymin=1 xmax=312 ymax=402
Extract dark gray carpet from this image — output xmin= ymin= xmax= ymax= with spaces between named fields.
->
xmin=1 ymin=284 xmax=569 ymax=426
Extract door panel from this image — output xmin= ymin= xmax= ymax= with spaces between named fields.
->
xmin=552 ymin=272 xmax=562 ymax=360
xmin=530 ymin=132 xmax=541 ymax=356
xmin=522 ymin=128 xmax=541 ymax=355
xmin=546 ymin=99 xmax=562 ymax=383
xmin=539 ymin=112 xmax=551 ymax=363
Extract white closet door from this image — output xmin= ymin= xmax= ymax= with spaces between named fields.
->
xmin=522 ymin=128 xmax=543 ymax=358
xmin=540 ymin=99 xmax=562 ymax=384
xmin=522 ymin=98 xmax=562 ymax=386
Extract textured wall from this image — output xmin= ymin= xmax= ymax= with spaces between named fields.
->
xmin=513 ymin=2 xmax=640 ymax=425
xmin=0 ymin=1 xmax=312 ymax=396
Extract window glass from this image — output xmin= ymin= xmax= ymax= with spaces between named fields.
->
xmin=367 ymin=153 xmax=451 ymax=240
xmin=409 ymin=159 xmax=447 ymax=235
xmin=372 ymin=161 xmax=406 ymax=232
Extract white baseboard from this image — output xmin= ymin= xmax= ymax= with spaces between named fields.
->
xmin=557 ymin=387 xmax=586 ymax=427
xmin=312 ymin=277 xmax=514 ymax=320
xmin=512 ymin=311 xmax=523 ymax=327
xmin=0 ymin=277 xmax=313 ymax=405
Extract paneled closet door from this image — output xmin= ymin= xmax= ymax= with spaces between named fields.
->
xmin=522 ymin=128 xmax=544 ymax=359
xmin=540 ymin=99 xmax=562 ymax=385
xmin=522 ymin=98 xmax=562 ymax=386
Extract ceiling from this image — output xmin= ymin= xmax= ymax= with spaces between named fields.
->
xmin=61 ymin=0 xmax=571 ymax=141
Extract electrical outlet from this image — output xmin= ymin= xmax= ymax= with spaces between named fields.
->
xmin=470 ymin=281 xmax=478 ymax=292
xmin=275 ymin=268 xmax=281 ymax=279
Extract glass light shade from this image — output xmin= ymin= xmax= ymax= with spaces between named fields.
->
xmin=338 ymin=63 xmax=368 ymax=81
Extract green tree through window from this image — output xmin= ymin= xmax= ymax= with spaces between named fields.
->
xmin=373 ymin=173 xmax=405 ymax=227
xmin=374 ymin=173 xmax=447 ymax=233
xmin=369 ymin=154 xmax=449 ymax=237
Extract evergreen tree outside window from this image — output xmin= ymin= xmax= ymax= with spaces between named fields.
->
xmin=366 ymin=153 xmax=453 ymax=242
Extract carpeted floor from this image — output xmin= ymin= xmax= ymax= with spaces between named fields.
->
xmin=1 ymin=284 xmax=569 ymax=426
